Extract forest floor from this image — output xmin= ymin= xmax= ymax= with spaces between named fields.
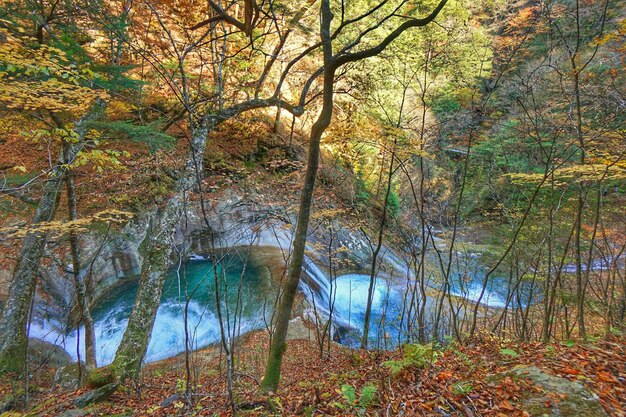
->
xmin=3 ymin=330 xmax=625 ymax=417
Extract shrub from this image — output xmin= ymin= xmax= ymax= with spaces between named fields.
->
xmin=383 ymin=343 xmax=439 ymax=377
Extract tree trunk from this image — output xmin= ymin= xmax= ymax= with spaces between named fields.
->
xmin=0 ymin=103 xmax=104 ymax=376
xmin=361 ymin=138 xmax=396 ymax=349
xmin=259 ymin=0 xmax=448 ymax=391
xmin=0 ymin=183 xmax=63 ymax=376
xmin=572 ymin=57 xmax=587 ymax=340
xmin=65 ymin=165 xmax=97 ymax=370
xmin=111 ymin=119 xmax=209 ymax=380
xmin=259 ymin=0 xmax=335 ymax=393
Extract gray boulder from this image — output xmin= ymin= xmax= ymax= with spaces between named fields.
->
xmin=286 ymin=317 xmax=312 ymax=341
xmin=54 ymin=362 xmax=86 ymax=390
xmin=72 ymin=383 xmax=118 ymax=408
xmin=505 ymin=365 xmax=608 ymax=417
xmin=28 ymin=338 xmax=72 ymax=369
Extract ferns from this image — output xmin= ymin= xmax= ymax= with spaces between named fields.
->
xmin=383 ymin=343 xmax=439 ymax=376
xmin=338 ymin=383 xmax=378 ymax=415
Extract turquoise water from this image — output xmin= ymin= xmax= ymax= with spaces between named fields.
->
xmin=29 ymin=248 xmax=544 ymax=363
xmin=33 ymin=255 xmax=277 ymax=366
xmin=300 ymin=251 xmax=542 ymax=348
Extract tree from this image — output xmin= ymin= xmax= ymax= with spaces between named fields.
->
xmin=0 ymin=25 xmax=109 ymax=375
xmin=108 ymin=0 xmax=308 ymax=380
xmin=0 ymin=2 xmax=160 ymax=376
xmin=260 ymin=0 xmax=449 ymax=392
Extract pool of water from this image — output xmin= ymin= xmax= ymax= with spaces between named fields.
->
xmin=29 ymin=246 xmax=545 ymax=364
xmin=30 ymin=254 xmax=277 ymax=366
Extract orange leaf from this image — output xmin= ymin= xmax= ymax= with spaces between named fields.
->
xmin=437 ymin=371 xmax=453 ymax=381
xmin=597 ymin=371 xmax=616 ymax=382
xmin=561 ymin=367 xmax=581 ymax=375
xmin=499 ymin=399 xmax=515 ymax=411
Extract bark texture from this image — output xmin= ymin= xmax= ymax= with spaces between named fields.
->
xmin=0 ymin=103 xmax=105 ymax=376
xmin=260 ymin=0 xmax=335 ymax=393
xmin=111 ymin=120 xmax=209 ymax=379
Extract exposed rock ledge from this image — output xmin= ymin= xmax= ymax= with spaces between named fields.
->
xmin=503 ymin=365 xmax=608 ymax=417
xmin=3 ymin=189 xmax=383 ymax=340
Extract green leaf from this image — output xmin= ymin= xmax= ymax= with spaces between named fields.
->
xmin=499 ymin=348 xmax=519 ymax=358
xmin=341 ymin=384 xmax=357 ymax=405
xmin=358 ymin=383 xmax=377 ymax=408
xmin=562 ymin=340 xmax=576 ymax=348
xmin=86 ymin=120 xmax=174 ymax=152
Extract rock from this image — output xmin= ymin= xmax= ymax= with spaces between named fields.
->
xmin=286 ymin=317 xmax=312 ymax=341
xmin=72 ymin=383 xmax=118 ymax=408
xmin=86 ymin=366 xmax=116 ymax=388
xmin=505 ymin=365 xmax=608 ymax=417
xmin=57 ymin=409 xmax=91 ymax=417
xmin=54 ymin=362 xmax=86 ymax=391
xmin=160 ymin=393 xmax=183 ymax=407
xmin=28 ymin=338 xmax=72 ymax=369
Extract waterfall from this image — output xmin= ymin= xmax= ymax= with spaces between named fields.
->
xmin=301 ymin=256 xmax=331 ymax=305
xmin=299 ymin=256 xmax=355 ymax=330
xmin=298 ymin=256 xmax=405 ymax=346
xmin=27 ymin=246 xmax=556 ymax=365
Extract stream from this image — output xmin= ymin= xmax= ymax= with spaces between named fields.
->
xmin=298 ymin=250 xmax=540 ymax=348
xmin=29 ymin=246 xmax=542 ymax=365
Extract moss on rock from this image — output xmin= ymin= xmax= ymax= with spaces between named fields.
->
xmin=86 ymin=366 xmax=116 ymax=388
xmin=502 ymin=365 xmax=608 ymax=417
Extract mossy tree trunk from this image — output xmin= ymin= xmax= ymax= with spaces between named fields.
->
xmin=0 ymin=104 xmax=105 ymax=376
xmin=0 ymin=182 xmax=63 ymax=376
xmin=260 ymin=0 xmax=335 ymax=393
xmin=111 ymin=119 xmax=209 ymax=379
